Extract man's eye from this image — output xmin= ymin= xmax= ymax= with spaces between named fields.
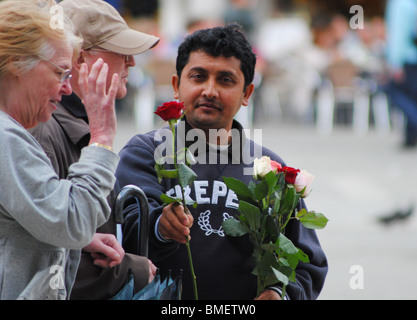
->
xmin=220 ymin=77 xmax=234 ymax=85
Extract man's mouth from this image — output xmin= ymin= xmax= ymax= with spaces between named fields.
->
xmin=196 ymin=102 xmax=221 ymax=111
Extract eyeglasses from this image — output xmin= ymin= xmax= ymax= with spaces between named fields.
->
xmin=86 ymin=47 xmax=133 ymax=63
xmin=42 ymin=59 xmax=72 ymax=83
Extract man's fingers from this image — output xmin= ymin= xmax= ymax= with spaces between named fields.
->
xmin=159 ymin=205 xmax=193 ymax=243
xmin=160 ymin=216 xmax=190 ymax=243
xmin=172 ymin=204 xmax=194 ymax=227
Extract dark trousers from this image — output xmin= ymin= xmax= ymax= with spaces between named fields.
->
xmin=383 ymin=63 xmax=417 ymax=146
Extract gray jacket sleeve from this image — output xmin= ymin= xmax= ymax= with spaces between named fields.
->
xmin=0 ymin=121 xmax=119 ymax=249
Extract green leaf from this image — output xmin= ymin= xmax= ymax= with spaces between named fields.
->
xmin=248 ymin=180 xmax=256 ymax=194
xmin=271 ymin=267 xmax=289 ymax=286
xmin=271 ymin=190 xmax=282 ymax=215
xmin=254 ymin=180 xmax=269 ymax=201
xmin=238 ymin=201 xmax=261 ymax=230
xmin=262 ymin=215 xmax=279 ymax=243
xmin=278 ymin=185 xmax=299 ymax=216
xmin=223 ymin=177 xmax=254 ymax=202
xmin=278 ymin=233 xmax=299 ymax=255
xmin=264 ymin=171 xmax=278 ymax=191
xmin=222 ymin=218 xmax=249 ymax=237
xmin=298 ymin=211 xmax=329 ymax=230
xmin=284 ymin=247 xmax=309 ymax=270
xmin=186 ymin=200 xmax=198 ymax=208
xmin=178 ymin=163 xmax=197 ymax=188
xmin=276 ymin=172 xmax=286 ymax=189
xmin=157 ymin=169 xmax=179 ymax=179
xmin=160 ymin=193 xmax=181 ymax=205
xmin=296 ymin=208 xmax=307 ymax=218
xmin=295 ymin=248 xmax=309 ymax=264
xmin=255 ymin=251 xmax=278 ymax=275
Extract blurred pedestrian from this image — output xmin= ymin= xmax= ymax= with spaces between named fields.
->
xmin=383 ymin=0 xmax=417 ymax=147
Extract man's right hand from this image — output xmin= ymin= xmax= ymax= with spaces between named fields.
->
xmin=158 ymin=203 xmax=194 ymax=244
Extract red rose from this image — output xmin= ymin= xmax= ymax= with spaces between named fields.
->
xmin=154 ymin=101 xmax=185 ymax=121
xmin=281 ymin=166 xmax=300 ymax=184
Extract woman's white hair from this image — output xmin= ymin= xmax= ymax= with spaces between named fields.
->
xmin=0 ymin=0 xmax=81 ymax=76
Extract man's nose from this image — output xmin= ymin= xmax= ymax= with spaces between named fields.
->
xmin=202 ymin=78 xmax=218 ymax=99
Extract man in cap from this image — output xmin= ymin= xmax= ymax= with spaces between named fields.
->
xmin=29 ymin=0 xmax=159 ymax=299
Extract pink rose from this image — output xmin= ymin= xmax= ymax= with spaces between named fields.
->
xmin=271 ymin=160 xmax=282 ymax=173
xmin=294 ymin=170 xmax=315 ymax=197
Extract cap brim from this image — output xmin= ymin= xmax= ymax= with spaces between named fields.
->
xmin=98 ymin=29 xmax=160 ymax=55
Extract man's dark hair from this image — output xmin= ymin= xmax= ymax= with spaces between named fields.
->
xmin=176 ymin=24 xmax=257 ymax=90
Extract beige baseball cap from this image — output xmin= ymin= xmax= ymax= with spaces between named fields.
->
xmin=59 ymin=0 xmax=160 ymax=55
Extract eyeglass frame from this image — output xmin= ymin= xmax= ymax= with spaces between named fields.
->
xmin=85 ymin=46 xmax=133 ymax=63
xmin=41 ymin=59 xmax=72 ymax=83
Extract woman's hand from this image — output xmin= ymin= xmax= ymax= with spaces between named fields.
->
xmin=83 ymin=233 xmax=125 ymax=268
xmin=78 ymin=58 xmax=119 ymax=148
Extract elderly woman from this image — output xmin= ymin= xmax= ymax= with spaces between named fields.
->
xmin=0 ymin=0 xmax=120 ymax=299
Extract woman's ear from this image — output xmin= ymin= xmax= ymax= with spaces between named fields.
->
xmin=6 ymin=57 xmax=25 ymax=77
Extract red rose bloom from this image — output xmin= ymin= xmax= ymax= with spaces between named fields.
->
xmin=154 ymin=101 xmax=185 ymax=121
xmin=281 ymin=166 xmax=300 ymax=184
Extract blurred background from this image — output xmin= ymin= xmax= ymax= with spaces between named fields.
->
xmin=102 ymin=0 xmax=416 ymax=299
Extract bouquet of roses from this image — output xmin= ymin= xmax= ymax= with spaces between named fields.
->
xmin=153 ymin=101 xmax=199 ymax=300
xmin=222 ymin=156 xmax=328 ymax=299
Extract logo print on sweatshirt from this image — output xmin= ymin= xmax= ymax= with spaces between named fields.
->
xmin=198 ymin=211 xmax=232 ymax=237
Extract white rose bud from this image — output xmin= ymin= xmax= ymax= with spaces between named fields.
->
xmin=294 ymin=170 xmax=315 ymax=197
xmin=253 ymin=156 xmax=272 ymax=179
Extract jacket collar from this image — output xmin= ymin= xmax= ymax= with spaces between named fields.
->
xmin=52 ymin=94 xmax=90 ymax=148
xmin=61 ymin=93 xmax=88 ymax=123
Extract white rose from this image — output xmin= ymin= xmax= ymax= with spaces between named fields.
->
xmin=294 ymin=170 xmax=315 ymax=197
xmin=253 ymin=156 xmax=272 ymax=179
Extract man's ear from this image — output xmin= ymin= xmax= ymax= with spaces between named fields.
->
xmin=73 ymin=50 xmax=86 ymax=71
xmin=242 ymin=83 xmax=255 ymax=107
xmin=172 ymin=74 xmax=180 ymax=100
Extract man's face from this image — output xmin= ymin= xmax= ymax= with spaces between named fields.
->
xmin=172 ymin=50 xmax=254 ymax=135
xmin=83 ymin=50 xmax=135 ymax=99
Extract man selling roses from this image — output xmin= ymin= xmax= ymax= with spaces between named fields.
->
xmin=115 ymin=24 xmax=328 ymax=300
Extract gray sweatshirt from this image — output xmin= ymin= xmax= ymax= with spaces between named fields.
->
xmin=0 ymin=111 xmax=119 ymax=299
